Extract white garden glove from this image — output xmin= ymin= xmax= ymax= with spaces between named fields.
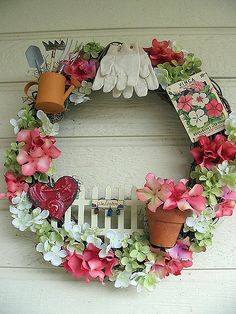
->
xmin=92 ymin=43 xmax=140 ymax=93
xmin=113 ymin=48 xmax=159 ymax=99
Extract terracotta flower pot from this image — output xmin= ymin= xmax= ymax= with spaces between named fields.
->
xmin=146 ymin=206 xmax=188 ymax=249
xmin=24 ymin=72 xmax=79 ymax=114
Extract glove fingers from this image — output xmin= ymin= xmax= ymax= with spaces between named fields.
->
xmin=127 ymin=69 xmax=139 ymax=87
xmin=145 ymin=67 xmax=159 ymax=90
xmin=103 ymin=69 xmax=117 ymax=93
xmin=112 ymin=88 xmax=122 ymax=98
xmin=100 ymin=45 xmax=120 ymax=76
xmin=116 ymin=71 xmax=127 ymax=91
xmin=134 ymin=77 xmax=148 ymax=97
xmin=100 ymin=56 xmax=114 ymax=76
xmin=139 ymin=49 xmax=150 ymax=78
xmin=92 ymin=67 xmax=104 ymax=91
xmin=122 ymin=86 xmax=133 ymax=99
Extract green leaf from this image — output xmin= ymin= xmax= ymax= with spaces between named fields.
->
xmin=25 ymin=176 xmax=33 ymax=183
xmin=130 ymin=249 xmax=138 ymax=258
xmin=121 ymin=257 xmax=129 ymax=265
xmin=91 ymin=51 xmax=98 ymax=58
xmin=137 ymin=252 xmax=146 ymax=262
xmin=83 ymin=52 xmax=90 ymax=60
xmin=125 ymin=264 xmax=133 ymax=272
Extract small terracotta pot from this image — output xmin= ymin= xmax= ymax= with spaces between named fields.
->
xmin=146 ymin=206 xmax=188 ymax=249
xmin=24 ymin=72 xmax=79 ymax=114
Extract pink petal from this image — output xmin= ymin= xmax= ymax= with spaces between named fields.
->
xmin=188 ymin=196 xmax=206 ymax=213
xmin=136 ymin=187 xmax=153 ymax=202
xmin=158 ymin=185 xmax=172 ymax=201
xmin=145 ymin=173 xmax=159 ymax=190
xmin=16 ymin=129 xmax=31 ymax=143
xmin=89 ymin=270 xmax=105 ymax=282
xmin=86 ymin=243 xmax=100 ymax=253
xmin=163 ymin=196 xmax=177 ymax=210
xmin=5 ymin=172 xmax=16 ymax=181
xmin=147 ymin=196 xmax=163 ymax=212
xmin=222 ymin=209 xmax=233 ymax=216
xmin=181 ymin=260 xmax=193 ymax=268
xmin=226 ymin=191 xmax=236 ymax=200
xmin=180 ymin=178 xmax=188 ymax=185
xmin=188 ymin=184 xmax=203 ymax=197
xmin=177 ymin=199 xmax=192 ymax=211
xmin=16 ymin=151 xmax=30 ymax=165
xmin=31 ymin=128 xmax=40 ymax=140
xmin=0 ymin=192 xmax=6 ymax=199
xmin=30 ymin=147 xmax=44 ymax=158
xmin=8 ymin=182 xmax=21 ymax=194
xmin=48 ymin=145 xmax=61 ymax=159
xmin=87 ymin=258 xmax=103 ymax=271
xmin=22 ymin=162 xmax=37 ymax=176
xmin=174 ymin=181 xmax=188 ymax=194
xmin=35 ymin=156 xmax=51 ymax=173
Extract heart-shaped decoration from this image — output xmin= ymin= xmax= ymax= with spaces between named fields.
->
xmin=28 ymin=176 xmax=79 ymax=221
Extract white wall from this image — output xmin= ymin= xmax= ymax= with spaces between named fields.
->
xmin=0 ymin=1 xmax=236 ymax=313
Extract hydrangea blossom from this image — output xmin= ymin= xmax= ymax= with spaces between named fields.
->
xmin=9 ymin=192 xmax=49 ymax=232
xmin=130 ymin=263 xmax=158 ymax=292
xmin=184 ymin=207 xmax=215 ymax=233
xmin=69 ymin=82 xmax=92 ymax=105
xmin=99 ymin=230 xmax=130 ymax=258
xmin=64 ymin=221 xmax=102 ymax=249
xmin=10 ymin=204 xmax=49 ymax=232
xmin=154 ymin=67 xmax=170 ymax=90
xmin=225 ymin=112 xmax=236 ymax=142
xmin=36 ymin=229 xmax=66 ymax=266
xmin=10 ymin=105 xmax=38 ymax=134
xmin=37 ymin=240 xmax=67 ymax=266
xmin=37 ymin=110 xmax=59 ymax=137
xmin=114 ymin=270 xmax=132 ymax=288
xmin=43 ymin=244 xmax=67 ymax=266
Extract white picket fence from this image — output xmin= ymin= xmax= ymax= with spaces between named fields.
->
xmin=52 ymin=185 xmax=145 ymax=236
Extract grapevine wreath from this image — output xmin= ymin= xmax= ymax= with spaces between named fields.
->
xmin=1 ymin=38 xmax=236 ymax=292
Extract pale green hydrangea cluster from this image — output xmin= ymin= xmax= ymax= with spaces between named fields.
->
xmin=63 ymin=221 xmax=101 ymax=253
xmin=69 ymin=81 xmax=92 ymax=105
xmin=10 ymin=104 xmax=39 ymax=134
xmin=191 ymin=166 xmax=222 ymax=205
xmin=36 ymin=228 xmax=67 ymax=266
xmin=155 ymin=53 xmax=202 ymax=89
xmin=37 ymin=110 xmax=59 ymax=137
xmin=184 ymin=207 xmax=215 ymax=252
xmin=10 ymin=192 xmax=49 ymax=232
xmin=115 ymin=232 xmax=155 ymax=272
xmin=225 ymin=113 xmax=236 ymax=142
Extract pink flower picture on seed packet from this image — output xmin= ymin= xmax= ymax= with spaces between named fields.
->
xmin=166 ymin=72 xmax=228 ymax=142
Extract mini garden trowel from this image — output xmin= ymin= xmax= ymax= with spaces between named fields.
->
xmin=25 ymin=45 xmax=44 ymax=74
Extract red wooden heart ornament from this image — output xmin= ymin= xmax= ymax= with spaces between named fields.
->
xmin=28 ymin=176 xmax=79 ymax=221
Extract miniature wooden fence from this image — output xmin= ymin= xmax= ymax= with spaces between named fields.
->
xmin=52 ymin=185 xmax=145 ymax=235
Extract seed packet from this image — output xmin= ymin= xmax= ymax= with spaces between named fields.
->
xmin=166 ymin=71 xmax=228 ymax=142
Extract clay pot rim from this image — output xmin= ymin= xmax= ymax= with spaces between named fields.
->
xmin=146 ymin=206 xmax=189 ymax=224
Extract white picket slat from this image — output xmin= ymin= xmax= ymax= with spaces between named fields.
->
xmin=104 ymin=186 xmax=112 ymax=231
xmin=130 ymin=187 xmax=138 ymax=230
xmin=118 ymin=187 xmax=125 ymax=231
xmin=64 ymin=207 xmax=71 ymax=224
xmin=77 ymin=185 xmax=85 ymax=224
xmin=91 ymin=186 xmax=98 ymax=228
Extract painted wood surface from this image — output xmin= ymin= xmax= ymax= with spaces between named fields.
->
xmin=0 ymin=1 xmax=236 ymax=313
